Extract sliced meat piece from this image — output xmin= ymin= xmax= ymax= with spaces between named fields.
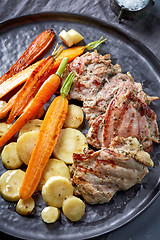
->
xmin=87 ymin=114 xmax=104 ymax=149
xmin=61 ymin=51 xmax=121 ymax=102
xmin=83 ymin=73 xmax=157 ymax=123
xmin=71 ymin=137 xmax=153 ymax=204
xmin=103 ymin=91 xmax=159 ymax=152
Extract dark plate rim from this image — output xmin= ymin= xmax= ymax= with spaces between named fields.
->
xmin=0 ymin=11 xmax=160 ymax=240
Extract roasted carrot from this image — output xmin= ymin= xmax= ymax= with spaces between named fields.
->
xmin=6 ymin=46 xmax=64 ymax=124
xmin=20 ymin=71 xmax=75 ymax=200
xmin=0 ymin=29 xmax=55 ymax=85
xmin=0 ymin=57 xmax=68 ymax=147
xmin=53 ymin=36 xmax=107 ymax=68
xmin=0 ymin=37 xmax=106 ymax=101
xmin=0 ymin=60 xmax=43 ymax=100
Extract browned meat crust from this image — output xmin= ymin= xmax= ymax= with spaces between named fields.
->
xmin=70 ymin=137 xmax=153 ymax=204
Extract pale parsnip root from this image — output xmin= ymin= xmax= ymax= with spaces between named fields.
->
xmin=64 ymin=104 xmax=84 ymax=128
xmin=0 ymin=169 xmax=25 ymax=201
xmin=1 ymin=142 xmax=23 ymax=169
xmin=42 ymin=176 xmax=73 ymax=208
xmin=16 ymin=131 xmax=39 ymax=165
xmin=0 ymin=123 xmax=12 ymax=137
xmin=62 ymin=196 xmax=85 ymax=222
xmin=0 ymin=101 xmax=8 ymax=119
xmin=16 ymin=197 xmax=35 ymax=215
xmin=53 ymin=128 xmax=88 ymax=164
xmin=18 ymin=119 xmax=43 ymax=137
xmin=41 ymin=206 xmax=60 ymax=223
xmin=38 ymin=158 xmax=70 ymax=191
xmin=59 ymin=30 xmax=73 ymax=47
xmin=68 ymin=29 xmax=84 ymax=44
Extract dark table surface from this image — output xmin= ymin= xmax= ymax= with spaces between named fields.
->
xmin=0 ymin=0 xmax=160 ymax=239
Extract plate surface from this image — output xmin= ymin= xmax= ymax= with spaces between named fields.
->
xmin=0 ymin=12 xmax=160 ymax=240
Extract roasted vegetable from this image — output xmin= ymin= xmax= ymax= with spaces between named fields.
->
xmin=0 ymin=29 xmax=55 ymax=85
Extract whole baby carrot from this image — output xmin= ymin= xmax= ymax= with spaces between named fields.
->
xmin=53 ymin=36 xmax=107 ymax=68
xmin=0 ymin=29 xmax=55 ymax=85
xmin=20 ymin=71 xmax=75 ymax=200
xmin=0 ymin=57 xmax=68 ymax=147
xmin=7 ymin=46 xmax=64 ymax=123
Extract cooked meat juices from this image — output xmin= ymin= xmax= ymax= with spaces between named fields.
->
xmin=61 ymin=50 xmax=159 ymax=204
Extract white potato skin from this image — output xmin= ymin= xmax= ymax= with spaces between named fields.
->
xmin=62 ymin=196 xmax=85 ymax=222
xmin=16 ymin=197 xmax=35 ymax=215
xmin=64 ymin=104 xmax=84 ymax=129
xmin=16 ymin=131 xmax=39 ymax=165
xmin=39 ymin=158 xmax=70 ymax=191
xmin=42 ymin=176 xmax=73 ymax=208
xmin=41 ymin=206 xmax=60 ymax=223
xmin=53 ymin=128 xmax=88 ymax=164
xmin=18 ymin=119 xmax=43 ymax=137
xmin=0 ymin=123 xmax=12 ymax=137
xmin=0 ymin=169 xmax=25 ymax=202
xmin=1 ymin=142 xmax=23 ymax=169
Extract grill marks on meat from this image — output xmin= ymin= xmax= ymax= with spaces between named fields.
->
xmin=61 ymin=51 xmax=121 ymax=102
xmin=87 ymin=91 xmax=159 ymax=152
xmin=71 ymin=137 xmax=153 ymax=204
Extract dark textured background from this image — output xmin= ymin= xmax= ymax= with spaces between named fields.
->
xmin=0 ymin=0 xmax=160 ymax=239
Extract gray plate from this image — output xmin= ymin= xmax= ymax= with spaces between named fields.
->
xmin=0 ymin=12 xmax=160 ymax=240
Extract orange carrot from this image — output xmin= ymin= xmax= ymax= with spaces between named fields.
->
xmin=0 ymin=37 xmax=106 ymax=101
xmin=0 ymin=58 xmax=68 ymax=147
xmin=6 ymin=46 xmax=64 ymax=124
xmin=0 ymin=60 xmax=42 ymax=100
xmin=0 ymin=29 xmax=55 ymax=85
xmin=20 ymin=71 xmax=75 ymax=199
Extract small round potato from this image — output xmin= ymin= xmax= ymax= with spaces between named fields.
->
xmin=53 ymin=128 xmax=88 ymax=164
xmin=0 ymin=169 xmax=25 ymax=202
xmin=41 ymin=206 xmax=60 ymax=223
xmin=42 ymin=176 xmax=73 ymax=208
xmin=0 ymin=100 xmax=8 ymax=119
xmin=39 ymin=158 xmax=70 ymax=191
xmin=64 ymin=104 xmax=84 ymax=128
xmin=62 ymin=196 xmax=85 ymax=222
xmin=16 ymin=131 xmax=39 ymax=165
xmin=1 ymin=142 xmax=23 ymax=169
xmin=18 ymin=119 xmax=43 ymax=137
xmin=0 ymin=123 xmax=12 ymax=137
xmin=16 ymin=197 xmax=35 ymax=215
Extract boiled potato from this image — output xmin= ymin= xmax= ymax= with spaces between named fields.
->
xmin=64 ymin=104 xmax=84 ymax=128
xmin=1 ymin=142 xmax=23 ymax=169
xmin=68 ymin=29 xmax=84 ymax=44
xmin=41 ymin=206 xmax=60 ymax=223
xmin=0 ymin=169 xmax=25 ymax=201
xmin=62 ymin=196 xmax=85 ymax=222
xmin=53 ymin=128 xmax=88 ymax=164
xmin=59 ymin=30 xmax=73 ymax=47
xmin=16 ymin=197 xmax=35 ymax=215
xmin=0 ymin=100 xmax=8 ymax=119
xmin=42 ymin=176 xmax=73 ymax=208
xmin=0 ymin=123 xmax=12 ymax=137
xmin=16 ymin=131 xmax=39 ymax=165
xmin=18 ymin=119 xmax=43 ymax=137
xmin=39 ymin=158 xmax=70 ymax=191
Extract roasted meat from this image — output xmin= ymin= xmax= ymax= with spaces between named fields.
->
xmin=61 ymin=51 xmax=121 ymax=102
xmin=87 ymin=91 xmax=159 ymax=152
xmin=83 ymin=72 xmax=154 ymax=123
xmin=71 ymin=137 xmax=153 ymax=204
